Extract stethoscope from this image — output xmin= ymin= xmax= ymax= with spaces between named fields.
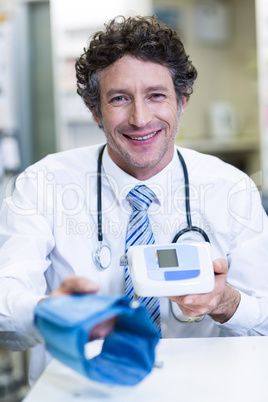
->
xmin=93 ymin=144 xmax=210 ymax=322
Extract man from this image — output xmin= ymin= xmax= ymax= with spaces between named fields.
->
xmin=0 ymin=15 xmax=268 ymax=385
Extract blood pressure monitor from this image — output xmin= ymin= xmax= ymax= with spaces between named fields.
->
xmin=127 ymin=242 xmax=214 ymax=297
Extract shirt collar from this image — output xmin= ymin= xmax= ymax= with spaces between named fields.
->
xmin=102 ymin=146 xmax=183 ymax=207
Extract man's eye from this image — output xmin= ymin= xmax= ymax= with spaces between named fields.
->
xmin=110 ymin=96 xmax=126 ymax=103
xmin=151 ymin=93 xmax=165 ymax=100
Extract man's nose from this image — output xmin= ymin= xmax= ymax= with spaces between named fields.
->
xmin=128 ymin=98 xmax=152 ymax=128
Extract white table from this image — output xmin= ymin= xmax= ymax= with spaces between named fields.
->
xmin=23 ymin=337 xmax=268 ymax=402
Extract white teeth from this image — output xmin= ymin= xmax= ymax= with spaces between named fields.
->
xmin=129 ymin=131 xmax=157 ymax=140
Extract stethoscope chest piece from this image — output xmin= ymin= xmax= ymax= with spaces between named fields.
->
xmin=94 ymin=244 xmax=112 ymax=270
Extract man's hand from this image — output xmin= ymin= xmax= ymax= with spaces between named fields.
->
xmin=48 ymin=276 xmax=99 ymax=297
xmin=168 ymin=258 xmax=241 ymax=324
xmin=40 ymin=276 xmax=117 ymax=340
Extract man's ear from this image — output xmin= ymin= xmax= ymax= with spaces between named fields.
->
xmin=91 ymin=110 xmax=102 ymax=127
xmin=180 ymin=96 xmax=187 ymax=115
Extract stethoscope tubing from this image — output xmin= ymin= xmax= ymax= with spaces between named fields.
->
xmin=97 ymin=144 xmax=106 ymax=243
xmin=172 ymin=150 xmax=210 ymax=244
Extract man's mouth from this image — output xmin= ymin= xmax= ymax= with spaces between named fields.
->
xmin=125 ymin=131 xmax=159 ymax=140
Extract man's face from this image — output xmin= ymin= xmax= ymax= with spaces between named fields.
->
xmin=92 ymin=55 xmax=186 ymax=180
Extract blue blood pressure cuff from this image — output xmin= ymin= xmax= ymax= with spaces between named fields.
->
xmin=34 ymin=294 xmax=159 ymax=386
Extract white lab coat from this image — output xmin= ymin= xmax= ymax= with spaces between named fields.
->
xmin=0 ymin=144 xmax=268 ymax=384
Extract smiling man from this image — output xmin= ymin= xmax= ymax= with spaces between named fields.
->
xmin=92 ymin=55 xmax=182 ymax=179
xmin=1 ymin=15 xmax=268 ymax=386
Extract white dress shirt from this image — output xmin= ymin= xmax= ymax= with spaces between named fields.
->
xmin=0 ymin=143 xmax=268 ymax=384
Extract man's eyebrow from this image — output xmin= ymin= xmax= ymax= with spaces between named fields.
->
xmin=105 ymin=89 xmax=128 ymax=99
xmin=145 ymin=85 xmax=169 ymax=92
xmin=105 ymin=85 xmax=169 ymax=99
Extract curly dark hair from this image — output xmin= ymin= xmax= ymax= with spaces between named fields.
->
xmin=75 ymin=15 xmax=197 ymax=118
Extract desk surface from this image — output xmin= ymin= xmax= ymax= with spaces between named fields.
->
xmin=23 ymin=337 xmax=268 ymax=402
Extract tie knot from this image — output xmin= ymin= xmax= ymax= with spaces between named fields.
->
xmin=127 ymin=185 xmax=156 ymax=211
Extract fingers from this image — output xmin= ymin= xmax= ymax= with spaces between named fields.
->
xmin=62 ymin=276 xmax=99 ymax=293
xmin=49 ymin=276 xmax=99 ymax=297
xmin=168 ymin=258 xmax=229 ymax=317
xmin=170 ymin=294 xmax=214 ymax=317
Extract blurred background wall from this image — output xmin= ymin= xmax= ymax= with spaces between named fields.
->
xmin=1 ymin=0 xmax=267 ymax=185
xmin=0 ymin=0 xmax=268 ymax=399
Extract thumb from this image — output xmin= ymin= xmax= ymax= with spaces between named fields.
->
xmin=213 ymin=258 xmax=228 ymax=275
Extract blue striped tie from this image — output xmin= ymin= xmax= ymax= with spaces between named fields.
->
xmin=125 ymin=185 xmax=161 ymax=335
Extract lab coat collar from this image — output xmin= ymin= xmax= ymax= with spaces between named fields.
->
xmin=102 ymin=145 xmax=181 ymax=208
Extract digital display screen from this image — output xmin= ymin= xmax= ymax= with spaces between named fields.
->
xmin=157 ymin=249 xmax=179 ymax=268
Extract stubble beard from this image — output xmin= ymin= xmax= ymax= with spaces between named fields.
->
xmin=100 ymin=116 xmax=180 ymax=171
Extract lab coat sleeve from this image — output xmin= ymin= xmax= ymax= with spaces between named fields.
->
xmin=216 ymin=291 xmax=268 ymax=336
xmin=0 ymin=169 xmax=55 ymax=350
xmin=214 ymin=176 xmax=268 ymax=336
